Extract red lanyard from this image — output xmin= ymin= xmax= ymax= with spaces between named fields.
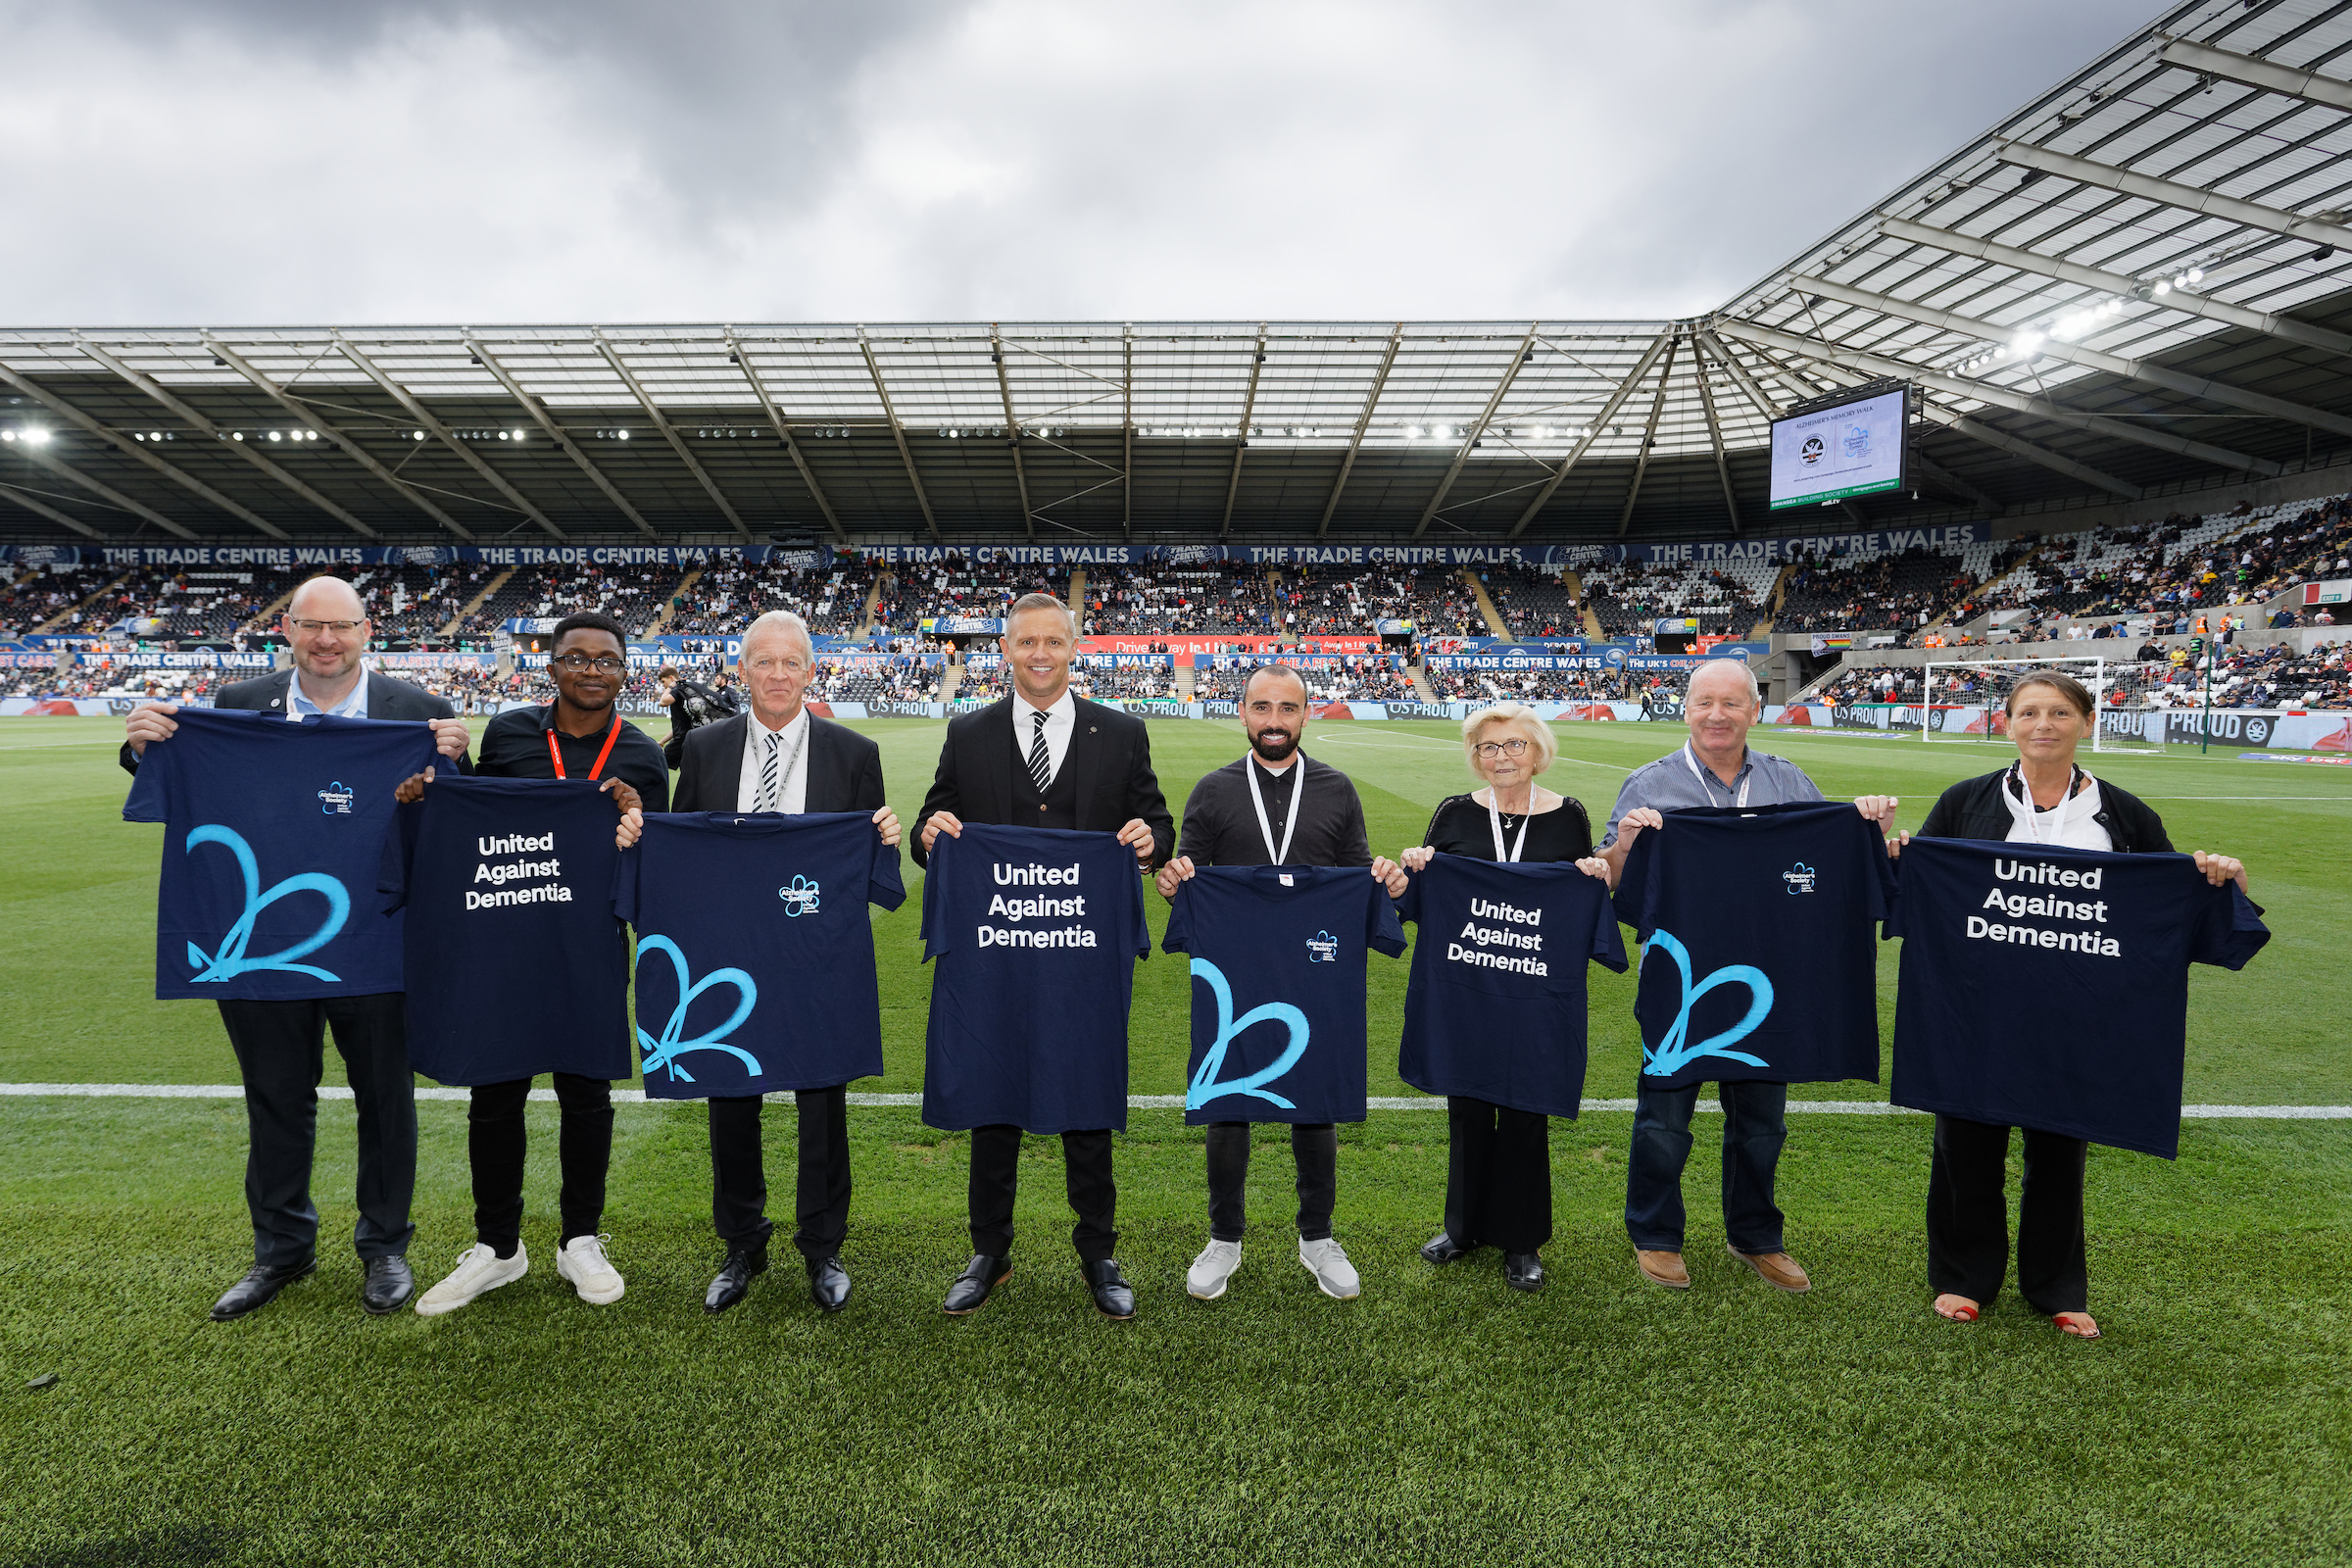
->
xmin=548 ymin=716 xmax=623 ymax=781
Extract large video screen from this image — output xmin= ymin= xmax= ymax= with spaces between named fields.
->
xmin=1768 ymin=386 xmax=1906 ymax=511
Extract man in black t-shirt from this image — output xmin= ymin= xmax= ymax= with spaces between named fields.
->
xmin=402 ymin=611 xmax=668 ymax=1319
xmin=1157 ymin=664 xmax=1404 ymax=1303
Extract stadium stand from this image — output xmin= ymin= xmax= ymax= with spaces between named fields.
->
xmin=1483 ymin=567 xmax=1586 ymax=639
xmin=1079 ymin=563 xmax=1277 ymax=635
xmin=882 ymin=553 xmax=1064 ymax=633
xmin=1578 ymin=559 xmax=1768 ymax=638
xmin=1358 ymin=565 xmax=1482 ymax=637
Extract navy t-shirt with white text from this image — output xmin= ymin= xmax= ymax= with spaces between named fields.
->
xmin=1161 ymin=865 xmax=1406 ymax=1126
xmin=615 ymin=811 xmax=906 ymax=1098
xmin=1889 ymin=836 xmax=2269 ymax=1157
xmin=123 ymin=708 xmax=440 ymax=1002
xmin=380 ymin=776 xmax=631 ymax=1085
xmin=1613 ymin=802 xmax=1892 ymax=1090
xmin=919 ymin=822 xmax=1151 ymax=1135
xmin=1397 ymin=856 xmax=1627 ymax=1117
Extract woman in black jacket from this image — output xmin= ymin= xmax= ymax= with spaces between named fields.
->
xmin=1902 ymin=669 xmax=2249 ymax=1340
xmin=1396 ymin=702 xmax=1613 ymax=1294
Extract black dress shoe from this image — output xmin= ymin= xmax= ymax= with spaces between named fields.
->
xmin=705 ymin=1246 xmax=768 ymax=1314
xmin=806 ymin=1254 xmax=851 ymax=1313
xmin=1083 ymin=1258 xmax=1136 ymax=1320
xmin=361 ymin=1254 xmax=415 ymax=1315
xmin=1503 ymin=1252 xmax=1545 ymax=1293
xmin=1420 ymin=1231 xmax=1480 ymax=1264
xmin=943 ymin=1254 xmax=1010 ymax=1315
xmin=210 ymin=1258 xmax=316 ymax=1321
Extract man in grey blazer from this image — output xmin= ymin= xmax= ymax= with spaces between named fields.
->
xmin=656 ymin=610 xmax=900 ymax=1314
xmin=121 ymin=575 xmax=469 ymax=1321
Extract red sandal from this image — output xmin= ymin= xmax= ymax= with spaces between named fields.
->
xmin=2053 ymin=1311 xmax=2101 ymax=1340
xmin=1932 ymin=1294 xmax=1979 ymax=1322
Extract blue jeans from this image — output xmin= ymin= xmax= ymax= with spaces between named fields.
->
xmin=1625 ymin=1080 xmax=1788 ymax=1254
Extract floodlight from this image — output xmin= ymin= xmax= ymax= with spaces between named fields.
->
xmin=414 ymin=431 xmax=425 ymax=441
xmin=2186 ymin=268 xmax=2204 ymax=283
xmin=513 ymin=429 xmax=525 ymax=441
xmin=1 ymin=430 xmax=12 ymax=442
xmin=2152 ymin=279 xmax=2171 ymax=295
xmin=618 ymin=430 xmax=630 ymax=440
xmin=1404 ymin=425 xmax=1423 ymax=439
xmin=269 ymin=431 xmax=282 ymax=442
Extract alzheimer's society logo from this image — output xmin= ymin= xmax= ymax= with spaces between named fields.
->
xmin=1783 ymin=861 xmax=1817 ymax=895
xmin=1304 ymin=929 xmax=1339 ymax=963
xmin=777 ymin=875 xmax=821 ymax=916
xmin=633 ymin=936 xmax=762 ymax=1083
xmin=317 ymin=780 xmax=355 ymax=816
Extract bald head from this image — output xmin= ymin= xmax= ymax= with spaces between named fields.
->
xmin=287 ymin=575 xmax=366 ymax=622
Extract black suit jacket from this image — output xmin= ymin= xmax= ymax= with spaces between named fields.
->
xmin=118 ymin=667 xmax=467 ymax=775
xmin=912 ymin=694 xmax=1173 ymax=869
xmin=672 ymin=710 xmax=886 ymax=815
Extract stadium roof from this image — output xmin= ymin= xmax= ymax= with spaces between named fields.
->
xmin=5 ymin=0 xmax=2352 ymax=552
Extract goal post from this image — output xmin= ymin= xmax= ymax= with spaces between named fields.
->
xmin=1920 ymin=656 xmax=2173 ymax=753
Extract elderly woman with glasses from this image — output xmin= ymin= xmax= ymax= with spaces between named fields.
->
xmin=1397 ymin=702 xmax=1611 ymax=1292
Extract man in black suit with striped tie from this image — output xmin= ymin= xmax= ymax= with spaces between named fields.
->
xmin=659 ymin=610 xmax=901 ymax=1314
xmin=915 ymin=592 xmax=1173 ymax=1319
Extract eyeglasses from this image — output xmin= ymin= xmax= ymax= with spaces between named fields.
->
xmin=289 ymin=617 xmax=366 ymax=635
xmin=1473 ymin=738 xmax=1531 ymax=759
xmin=552 ymin=654 xmax=626 ymax=673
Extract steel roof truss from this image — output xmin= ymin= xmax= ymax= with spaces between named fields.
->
xmin=1506 ymin=329 xmax=1677 ymax=540
xmin=464 ymin=336 xmax=658 ymax=540
xmin=857 ymin=328 xmax=940 ymax=542
xmin=1317 ymin=324 xmax=1403 ymax=539
xmin=1410 ymin=323 xmax=1540 ymax=540
xmin=0 ymin=364 xmax=286 ymax=538
xmin=328 ymin=334 xmax=566 ymax=542
xmin=592 ymin=336 xmax=750 ymax=539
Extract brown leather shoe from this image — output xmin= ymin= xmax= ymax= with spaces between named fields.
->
xmin=1727 ymin=1247 xmax=1811 ymax=1293
xmin=1636 ymin=1250 xmax=1690 ymax=1290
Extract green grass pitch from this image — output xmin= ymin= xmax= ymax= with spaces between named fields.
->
xmin=1 ymin=712 xmax=2346 ymax=1565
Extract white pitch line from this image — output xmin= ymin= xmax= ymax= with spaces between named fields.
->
xmin=1 ymin=1084 xmax=2343 ymax=1118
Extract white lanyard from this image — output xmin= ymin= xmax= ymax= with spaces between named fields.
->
xmin=1245 ymin=755 xmax=1305 ymax=865
xmin=1683 ymin=742 xmax=1749 ymax=808
xmin=2009 ymin=762 xmax=2083 ymax=846
xmin=1485 ymin=791 xmax=1533 ymax=862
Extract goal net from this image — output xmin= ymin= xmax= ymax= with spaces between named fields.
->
xmin=1920 ymin=657 xmax=2182 ymax=754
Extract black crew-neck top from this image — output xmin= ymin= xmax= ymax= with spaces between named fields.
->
xmin=1421 ymin=791 xmax=1593 ymax=864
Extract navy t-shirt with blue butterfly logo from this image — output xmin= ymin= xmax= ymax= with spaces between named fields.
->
xmin=379 ymin=776 xmax=632 ymax=1085
xmin=1888 ymin=836 xmax=2269 ymax=1158
xmin=122 ymin=707 xmax=441 ymax=1002
xmin=1612 ymin=802 xmax=1893 ymax=1091
xmin=1161 ymin=865 xmax=1407 ymax=1126
xmin=918 ymin=822 xmax=1152 ymax=1135
xmin=1396 ymin=855 xmax=1627 ymax=1118
xmin=612 ymin=811 xmax=906 ymax=1099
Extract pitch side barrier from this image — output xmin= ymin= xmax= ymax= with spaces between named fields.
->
xmin=7 ymin=524 xmax=1984 ymax=572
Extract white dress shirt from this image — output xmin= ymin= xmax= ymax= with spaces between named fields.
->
xmin=737 ymin=705 xmax=811 ymax=813
xmin=1009 ymin=687 xmax=1077 ymax=785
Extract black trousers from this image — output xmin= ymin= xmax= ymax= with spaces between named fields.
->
xmin=1445 ymin=1097 xmax=1552 ymax=1253
xmin=216 ymin=993 xmax=416 ymax=1269
xmin=709 ymin=1087 xmax=852 ymax=1260
xmin=1205 ymin=1122 xmax=1337 ymax=1243
xmin=467 ymin=1073 xmax=612 ymax=1256
xmin=967 ymin=1125 xmax=1117 ymax=1262
xmin=1926 ymin=1114 xmax=2089 ymax=1315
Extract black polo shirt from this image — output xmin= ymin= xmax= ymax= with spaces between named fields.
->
xmin=478 ymin=703 xmax=671 ymax=810
xmin=1176 ymin=753 xmax=1368 ymax=868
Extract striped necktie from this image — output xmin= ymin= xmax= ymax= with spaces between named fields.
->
xmin=758 ymin=729 xmax=781 ymax=811
xmin=1027 ymin=710 xmax=1053 ymax=795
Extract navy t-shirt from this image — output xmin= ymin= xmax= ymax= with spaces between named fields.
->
xmin=1613 ymin=802 xmax=1893 ymax=1090
xmin=1397 ymin=855 xmax=1628 ymax=1117
xmin=380 ymin=776 xmax=631 ymax=1085
xmin=614 ymin=811 xmax=906 ymax=1098
xmin=918 ymin=822 xmax=1151 ymax=1135
xmin=1888 ymin=836 xmax=2270 ymax=1158
xmin=123 ymin=708 xmax=441 ymax=1002
xmin=1161 ymin=865 xmax=1406 ymax=1126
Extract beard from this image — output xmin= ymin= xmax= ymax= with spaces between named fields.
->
xmin=1250 ymin=727 xmax=1298 ymax=762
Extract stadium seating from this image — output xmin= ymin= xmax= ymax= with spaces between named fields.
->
xmin=1578 ymin=559 xmax=1768 ymax=638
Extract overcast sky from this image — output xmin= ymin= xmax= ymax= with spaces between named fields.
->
xmin=0 ymin=0 xmax=2161 ymax=326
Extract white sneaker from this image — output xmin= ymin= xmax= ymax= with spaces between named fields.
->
xmin=1298 ymin=1236 xmax=1361 ymax=1300
xmin=415 ymin=1242 xmax=528 ymax=1317
xmin=1187 ymin=1238 xmax=1244 ymax=1300
xmin=556 ymin=1234 xmax=626 ymax=1305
